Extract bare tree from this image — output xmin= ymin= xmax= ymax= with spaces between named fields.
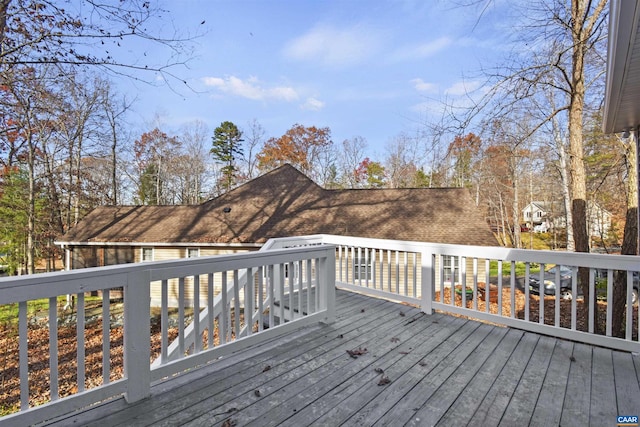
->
xmin=384 ymin=132 xmax=422 ymax=189
xmin=0 ymin=0 xmax=197 ymax=85
xmin=458 ymin=0 xmax=607 ymax=325
xmin=241 ymin=119 xmax=265 ymax=181
xmin=179 ymin=120 xmax=210 ymax=203
xmin=101 ymin=81 xmax=134 ymax=206
xmin=338 ymin=136 xmax=368 ymax=188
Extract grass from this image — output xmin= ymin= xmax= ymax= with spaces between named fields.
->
xmin=489 ymin=260 xmax=542 ymax=278
xmin=0 ymin=295 xmax=103 ymax=327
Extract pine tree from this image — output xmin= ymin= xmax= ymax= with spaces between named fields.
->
xmin=211 ymin=121 xmax=244 ymax=191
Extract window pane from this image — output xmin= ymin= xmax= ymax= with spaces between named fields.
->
xmin=187 ymin=248 xmax=199 ymax=258
xmin=142 ymin=247 xmax=153 ymax=262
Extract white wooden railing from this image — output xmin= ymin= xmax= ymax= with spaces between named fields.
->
xmin=0 ymin=243 xmax=335 ymax=426
xmin=1 ymin=233 xmax=639 ymax=425
xmin=311 ymin=234 xmax=639 ymax=353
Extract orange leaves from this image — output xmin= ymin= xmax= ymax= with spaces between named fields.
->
xmin=448 ymin=132 xmax=482 ymax=157
xmin=256 ymin=124 xmax=332 ymax=174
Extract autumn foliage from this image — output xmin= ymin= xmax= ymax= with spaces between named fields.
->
xmin=256 ymin=124 xmax=332 ymax=179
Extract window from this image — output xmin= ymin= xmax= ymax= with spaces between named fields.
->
xmin=187 ymin=248 xmax=200 ymax=258
xmin=141 ymin=247 xmax=153 ymax=262
xmin=354 ymin=251 xmax=372 ymax=281
xmin=442 ymin=255 xmax=459 ymax=284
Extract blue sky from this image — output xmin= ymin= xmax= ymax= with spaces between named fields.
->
xmin=120 ymin=0 xmax=514 ymax=157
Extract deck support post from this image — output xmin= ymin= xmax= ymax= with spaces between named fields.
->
xmin=124 ymin=270 xmax=151 ymax=403
xmin=319 ymin=246 xmax=336 ymax=324
xmin=421 ymin=251 xmax=434 ymax=314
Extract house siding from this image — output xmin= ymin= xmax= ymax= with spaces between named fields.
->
xmin=336 ymin=249 xmax=490 ymax=298
xmin=138 ymin=246 xmax=256 ymax=307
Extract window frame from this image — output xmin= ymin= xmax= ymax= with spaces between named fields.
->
xmin=353 ymin=250 xmax=373 ymax=281
xmin=141 ymin=247 xmax=154 ymax=262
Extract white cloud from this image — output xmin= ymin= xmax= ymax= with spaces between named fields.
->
xmin=300 ymin=97 xmax=325 ymax=111
xmin=391 ymin=37 xmax=452 ymax=62
xmin=445 ymin=80 xmax=482 ymax=96
xmin=202 ymin=75 xmax=298 ymax=102
xmin=283 ymin=24 xmax=382 ymax=67
xmin=410 ymin=78 xmax=437 ymax=93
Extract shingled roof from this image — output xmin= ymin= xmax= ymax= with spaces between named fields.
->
xmin=59 ymin=164 xmax=498 ymax=246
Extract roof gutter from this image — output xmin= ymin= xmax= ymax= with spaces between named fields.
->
xmin=603 ymin=0 xmax=640 ymax=133
xmin=54 ymin=241 xmax=264 ymax=248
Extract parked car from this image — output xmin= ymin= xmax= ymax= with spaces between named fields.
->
xmin=527 ymin=266 xmax=639 ymax=305
xmin=533 ymin=223 xmax=549 ymax=233
xmin=527 ymin=265 xmax=574 ymax=299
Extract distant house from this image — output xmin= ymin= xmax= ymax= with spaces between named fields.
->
xmin=522 ymin=202 xmax=553 ymax=231
xmin=56 ymin=164 xmax=498 ymax=304
xmin=522 ymin=201 xmax=612 ymax=236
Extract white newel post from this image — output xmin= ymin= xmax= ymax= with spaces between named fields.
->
xmin=124 ymin=269 xmax=151 ymax=403
xmin=420 ymin=250 xmax=433 ymax=314
xmin=319 ymin=246 xmax=336 ymax=323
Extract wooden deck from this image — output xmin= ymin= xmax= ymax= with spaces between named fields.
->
xmin=46 ymin=289 xmax=640 ymax=427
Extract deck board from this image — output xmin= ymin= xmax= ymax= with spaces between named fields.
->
xmin=341 ymin=320 xmax=482 ymax=427
xmin=464 ymin=330 xmax=540 ymax=425
xmin=181 ymin=301 xmax=421 ymax=426
xmin=434 ymin=328 xmax=524 ymax=426
xmin=405 ymin=325 xmax=509 ymax=426
xmin=44 ymin=289 xmax=640 ymax=427
xmin=590 ymin=346 xmax=618 ymax=426
xmin=280 ymin=313 xmax=461 ymax=427
xmin=560 ymin=342 xmax=592 ymax=426
xmin=109 ymin=293 xmax=399 ymax=427
xmin=612 ymin=351 xmax=640 ymax=416
xmin=374 ymin=322 xmax=498 ymax=426
xmin=498 ymin=334 xmax=555 ymax=426
xmin=529 ymin=338 xmax=573 ymax=427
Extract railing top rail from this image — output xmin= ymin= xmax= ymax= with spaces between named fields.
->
xmin=0 ymin=244 xmax=335 ymax=305
xmin=316 ymin=234 xmax=640 ymax=271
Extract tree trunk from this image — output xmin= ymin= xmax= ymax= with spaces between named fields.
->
xmin=612 ymin=131 xmax=638 ymax=337
xmin=111 ymin=135 xmax=118 ymax=205
xmin=569 ymin=0 xmax=593 ymax=329
xmin=27 ymin=136 xmax=35 ymax=275
xmin=511 ymin=158 xmax=521 ymax=249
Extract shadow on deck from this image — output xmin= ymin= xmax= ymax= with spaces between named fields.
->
xmin=45 ymin=289 xmax=640 ymax=427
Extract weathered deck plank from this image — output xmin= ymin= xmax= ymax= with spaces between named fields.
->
xmin=341 ymin=320 xmax=483 ymax=426
xmin=590 ymin=346 xmax=618 ymax=425
xmin=612 ymin=350 xmax=640 ymax=416
xmin=434 ymin=328 xmax=525 ymax=426
xmin=43 ymin=289 xmax=640 ymax=427
xmin=175 ymin=299 xmax=420 ymax=426
xmin=466 ymin=331 xmax=540 ymax=425
xmin=277 ymin=313 xmax=462 ymax=427
xmin=232 ymin=311 xmax=439 ymax=427
xmin=404 ymin=325 xmax=510 ymax=426
xmin=560 ymin=342 xmax=592 ymax=426
xmin=498 ymin=334 xmax=556 ymax=426
xmin=529 ymin=338 xmax=573 ymax=427
xmin=375 ymin=323 xmax=501 ymax=426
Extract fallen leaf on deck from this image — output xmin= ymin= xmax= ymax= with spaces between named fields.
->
xmin=390 ymin=337 xmax=400 ymax=343
xmin=374 ymin=367 xmax=384 ymax=374
xmin=378 ymin=375 xmax=391 ymax=386
xmin=347 ymin=347 xmax=368 ymax=358
xmin=262 ymin=365 xmax=271 ymax=372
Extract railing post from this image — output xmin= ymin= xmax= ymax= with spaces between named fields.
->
xmin=124 ymin=269 xmax=151 ymax=403
xmin=319 ymin=247 xmax=336 ymax=323
xmin=420 ymin=250 xmax=433 ymax=314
